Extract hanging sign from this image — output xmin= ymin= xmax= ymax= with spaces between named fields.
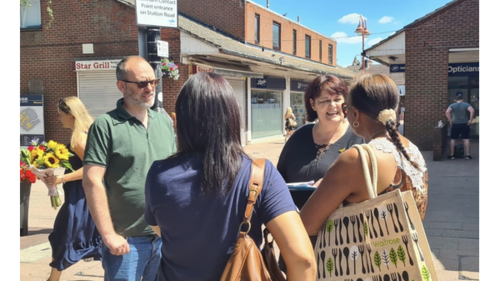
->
xmin=136 ymin=0 xmax=178 ymax=28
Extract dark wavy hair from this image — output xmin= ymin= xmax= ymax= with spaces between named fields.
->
xmin=173 ymin=72 xmax=247 ymax=194
xmin=304 ymin=74 xmax=348 ymax=122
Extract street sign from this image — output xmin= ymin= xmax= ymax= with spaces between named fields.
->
xmin=135 ymin=0 xmax=178 ymax=28
xmin=157 ymin=40 xmax=169 ymax=57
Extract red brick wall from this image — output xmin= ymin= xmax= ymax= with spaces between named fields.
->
xmin=404 ymin=0 xmax=479 ymax=150
xmin=245 ymin=3 xmax=337 ymax=65
xmin=178 ymin=0 xmax=246 ymax=41
xmin=20 ymin=0 xmax=185 ymax=144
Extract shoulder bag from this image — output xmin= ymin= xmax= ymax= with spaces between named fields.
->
xmin=220 ymin=158 xmax=287 ymax=281
xmin=313 ymin=144 xmax=438 ymax=281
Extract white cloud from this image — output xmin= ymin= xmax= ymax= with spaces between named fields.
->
xmin=366 ymin=37 xmax=383 ymax=47
xmin=330 ymin=31 xmax=362 ymax=44
xmin=338 ymin=13 xmax=366 ymax=24
xmin=379 ymin=16 xmax=394 ymax=24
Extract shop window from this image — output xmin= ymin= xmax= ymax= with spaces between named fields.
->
xmin=20 ymin=0 xmax=42 ymax=29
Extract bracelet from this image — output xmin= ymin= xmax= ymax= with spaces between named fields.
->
xmin=59 ymin=175 xmax=66 ymax=184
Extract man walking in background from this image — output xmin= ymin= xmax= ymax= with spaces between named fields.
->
xmin=446 ymin=94 xmax=475 ymax=160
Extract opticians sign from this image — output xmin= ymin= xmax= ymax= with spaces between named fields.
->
xmin=390 ymin=63 xmax=479 ymax=76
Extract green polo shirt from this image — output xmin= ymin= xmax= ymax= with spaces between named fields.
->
xmin=83 ymin=98 xmax=177 ymax=237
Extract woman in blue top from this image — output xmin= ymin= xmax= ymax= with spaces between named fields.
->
xmin=144 ymin=72 xmax=316 ymax=281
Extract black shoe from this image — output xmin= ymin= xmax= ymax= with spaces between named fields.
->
xmin=465 ymin=155 xmax=472 ymax=160
xmin=447 ymin=155 xmax=455 ymax=160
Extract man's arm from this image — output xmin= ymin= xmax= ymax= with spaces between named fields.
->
xmin=467 ymin=106 xmax=475 ymax=126
xmin=83 ymin=164 xmax=130 ymax=256
xmin=445 ymin=107 xmax=453 ymax=125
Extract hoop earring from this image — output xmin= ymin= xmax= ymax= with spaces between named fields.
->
xmin=352 ymin=120 xmax=359 ymax=128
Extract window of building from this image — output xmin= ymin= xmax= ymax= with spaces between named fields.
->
xmin=20 ymin=0 xmax=42 ymax=29
xmin=305 ymin=35 xmax=311 ymax=58
xmin=328 ymin=44 xmax=333 ymax=64
xmin=273 ymin=22 xmax=281 ymax=50
xmin=255 ymin=14 xmax=260 ymax=44
xmin=319 ymin=40 xmax=323 ymax=61
xmin=293 ymin=30 xmax=297 ymax=55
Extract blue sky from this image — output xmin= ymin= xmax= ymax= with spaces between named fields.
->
xmin=250 ymin=0 xmax=455 ymax=67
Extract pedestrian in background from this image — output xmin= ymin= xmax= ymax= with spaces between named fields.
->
xmin=144 ymin=72 xmax=316 ymax=281
xmin=45 ymin=97 xmax=102 ymax=281
xmin=82 ymin=56 xmax=177 ymax=281
xmin=446 ymin=94 xmax=475 ymax=160
xmin=300 ymin=74 xmax=429 ymax=246
xmin=277 ymin=74 xmax=364 ymax=186
xmin=284 ymin=106 xmax=296 ymax=142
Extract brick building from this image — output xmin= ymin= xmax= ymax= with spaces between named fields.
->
xmin=364 ymin=0 xmax=479 ymax=150
xmin=20 ymin=0 xmax=355 ymax=146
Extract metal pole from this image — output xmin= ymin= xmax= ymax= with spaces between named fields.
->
xmin=362 ymin=32 xmax=365 ymax=71
xmin=146 ymin=27 xmax=163 ymax=111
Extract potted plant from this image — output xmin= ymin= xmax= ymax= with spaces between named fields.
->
xmin=20 ymin=146 xmax=37 ymax=236
xmin=160 ymin=58 xmax=180 ymax=80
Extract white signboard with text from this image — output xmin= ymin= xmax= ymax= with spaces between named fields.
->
xmin=136 ymin=0 xmax=178 ymax=28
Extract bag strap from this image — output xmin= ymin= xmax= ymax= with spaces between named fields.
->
xmin=352 ymin=144 xmax=378 ymax=199
xmin=240 ymin=158 xmax=266 ymax=233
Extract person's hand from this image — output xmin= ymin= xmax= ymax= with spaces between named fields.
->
xmin=103 ymin=233 xmax=130 ymax=256
xmin=467 ymin=120 xmax=472 ymax=126
xmin=43 ymin=174 xmax=57 ymax=187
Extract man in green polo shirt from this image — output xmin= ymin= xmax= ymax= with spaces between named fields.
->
xmin=82 ymin=55 xmax=176 ymax=281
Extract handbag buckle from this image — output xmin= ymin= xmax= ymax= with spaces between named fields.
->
xmin=238 ymin=221 xmax=252 ymax=234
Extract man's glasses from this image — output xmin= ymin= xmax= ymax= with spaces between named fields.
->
xmin=121 ymin=79 xmax=159 ymax=89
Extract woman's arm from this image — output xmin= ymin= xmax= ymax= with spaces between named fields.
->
xmin=266 ymin=211 xmax=316 ymax=281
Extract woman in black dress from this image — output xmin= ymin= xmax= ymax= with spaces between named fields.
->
xmin=44 ymin=97 xmax=102 ymax=281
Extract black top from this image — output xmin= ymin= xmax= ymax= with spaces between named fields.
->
xmin=277 ymin=123 xmax=365 ymax=183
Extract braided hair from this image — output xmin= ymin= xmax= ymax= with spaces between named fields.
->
xmin=349 ymin=74 xmax=420 ymax=170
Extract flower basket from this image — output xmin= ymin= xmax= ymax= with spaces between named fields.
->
xmin=160 ymin=58 xmax=180 ymax=80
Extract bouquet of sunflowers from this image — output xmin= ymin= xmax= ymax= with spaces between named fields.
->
xmin=23 ymin=138 xmax=74 ymax=209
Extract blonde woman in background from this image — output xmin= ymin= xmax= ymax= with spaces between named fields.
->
xmin=284 ymin=106 xmax=297 ymax=142
xmin=45 ymin=97 xmax=102 ymax=281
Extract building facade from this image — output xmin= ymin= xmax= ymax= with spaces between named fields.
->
xmin=20 ymin=0 xmax=354 ymax=146
xmin=365 ymin=0 xmax=479 ymax=150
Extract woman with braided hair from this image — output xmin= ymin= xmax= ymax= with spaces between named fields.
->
xmin=300 ymin=74 xmax=429 ymax=242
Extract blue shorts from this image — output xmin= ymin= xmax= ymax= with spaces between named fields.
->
xmin=450 ymin=123 xmax=470 ymax=139
xmin=102 ymin=234 xmax=161 ymax=281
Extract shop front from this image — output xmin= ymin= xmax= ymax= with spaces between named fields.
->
xmin=73 ymin=59 xmax=122 ymax=118
xmin=290 ymin=79 xmax=309 ymax=128
xmin=250 ymin=77 xmax=285 ymax=139
xmin=447 ymin=62 xmax=479 ymax=138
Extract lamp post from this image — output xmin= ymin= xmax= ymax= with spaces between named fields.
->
xmin=355 ymin=15 xmax=370 ymax=71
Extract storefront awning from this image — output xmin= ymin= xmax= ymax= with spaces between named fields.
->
xmin=193 ymin=59 xmax=264 ymax=79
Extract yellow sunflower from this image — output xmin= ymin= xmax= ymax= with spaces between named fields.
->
xmin=43 ymin=152 xmax=60 ymax=168
xmin=47 ymin=140 xmax=58 ymax=150
xmin=31 ymin=147 xmax=45 ymax=162
xmin=54 ymin=144 xmax=70 ymax=160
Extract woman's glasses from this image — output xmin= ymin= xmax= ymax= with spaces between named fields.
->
xmin=121 ymin=79 xmax=159 ymax=89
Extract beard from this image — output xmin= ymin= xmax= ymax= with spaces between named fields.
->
xmin=125 ymin=90 xmax=155 ymax=109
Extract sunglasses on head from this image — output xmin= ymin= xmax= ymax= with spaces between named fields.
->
xmin=121 ymin=79 xmax=159 ymax=89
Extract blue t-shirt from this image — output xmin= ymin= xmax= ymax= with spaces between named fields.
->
xmin=144 ymin=154 xmax=297 ymax=281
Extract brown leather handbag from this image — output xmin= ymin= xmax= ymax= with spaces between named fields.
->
xmin=220 ymin=158 xmax=286 ymax=281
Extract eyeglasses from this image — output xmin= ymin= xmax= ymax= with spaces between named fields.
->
xmin=120 ymin=79 xmax=159 ymax=89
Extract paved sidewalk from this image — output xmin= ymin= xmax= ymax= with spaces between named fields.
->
xmin=20 ymin=137 xmax=480 ymax=280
